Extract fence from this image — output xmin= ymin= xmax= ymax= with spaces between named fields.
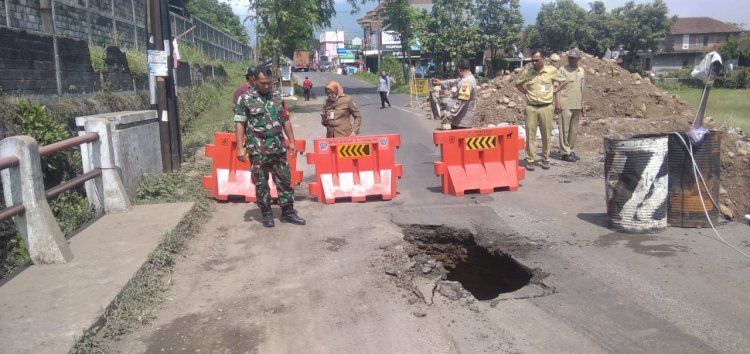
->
xmin=0 ymin=0 xmax=248 ymax=95
xmin=0 ymin=0 xmax=249 ymax=57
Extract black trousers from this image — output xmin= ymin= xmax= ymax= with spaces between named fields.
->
xmin=379 ymin=91 xmax=391 ymax=108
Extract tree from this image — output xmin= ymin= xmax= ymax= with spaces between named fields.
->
xmin=382 ymin=0 xmax=426 ymax=83
xmin=424 ymin=0 xmax=480 ymax=75
xmin=532 ymin=0 xmax=592 ymax=52
xmin=249 ymin=0 xmax=335 ymax=78
xmin=719 ymin=37 xmax=740 ymax=61
xmin=181 ymin=0 xmax=249 ymax=43
xmin=610 ymin=0 xmax=671 ymax=69
xmin=474 ymin=0 xmax=523 ymax=78
xmin=584 ymin=1 xmax=615 ymax=55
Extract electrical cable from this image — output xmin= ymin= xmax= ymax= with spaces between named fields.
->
xmin=672 ymin=132 xmax=750 ymax=260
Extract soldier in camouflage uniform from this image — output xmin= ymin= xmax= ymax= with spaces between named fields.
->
xmin=234 ymin=66 xmax=305 ymax=228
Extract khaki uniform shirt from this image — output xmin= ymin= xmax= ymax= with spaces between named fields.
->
xmin=516 ymin=65 xmax=563 ymax=105
xmin=441 ymin=73 xmax=477 ymax=128
xmin=557 ymin=65 xmax=584 ymax=109
xmin=322 ymin=95 xmax=362 ymax=138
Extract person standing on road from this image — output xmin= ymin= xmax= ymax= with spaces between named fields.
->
xmin=431 ymin=59 xmax=477 ymax=130
xmin=235 ymin=67 xmax=306 ymax=228
xmin=377 ymin=71 xmax=391 ymax=108
xmin=321 ymin=81 xmax=362 ymax=138
xmin=302 ymin=76 xmax=313 ymax=101
xmin=555 ymin=48 xmax=585 ymax=162
xmin=516 ymin=51 xmax=564 ymax=171
xmin=232 ymin=66 xmax=257 ymax=113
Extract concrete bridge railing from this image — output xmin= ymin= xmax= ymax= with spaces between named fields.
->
xmin=0 ymin=110 xmax=162 ymax=264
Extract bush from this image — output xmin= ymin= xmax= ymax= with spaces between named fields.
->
xmin=123 ymin=49 xmax=148 ymax=78
xmin=89 ymin=46 xmax=107 ymax=73
xmin=177 ymin=81 xmax=223 ymax=134
xmin=16 ymin=100 xmax=70 ymax=185
xmin=715 ymin=68 xmax=750 ymax=89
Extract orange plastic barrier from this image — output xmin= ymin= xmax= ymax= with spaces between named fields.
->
xmin=434 ymin=126 xmax=525 ymax=196
xmin=307 ymin=134 xmax=402 ymax=203
xmin=202 ymin=132 xmax=305 ymax=202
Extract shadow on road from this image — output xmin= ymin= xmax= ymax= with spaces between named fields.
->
xmin=577 ymin=212 xmax=609 ymax=228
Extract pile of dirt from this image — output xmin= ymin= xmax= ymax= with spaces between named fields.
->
xmin=442 ymin=51 xmax=749 ymax=222
xmin=474 ymin=53 xmax=699 ymax=126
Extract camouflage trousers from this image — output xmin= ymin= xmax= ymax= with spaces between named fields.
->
xmin=251 ymin=153 xmax=294 ymax=209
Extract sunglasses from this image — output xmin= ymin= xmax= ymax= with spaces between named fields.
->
xmin=531 ymin=59 xmax=541 ymax=62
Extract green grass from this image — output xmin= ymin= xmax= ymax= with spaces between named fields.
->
xmin=664 ymin=87 xmax=750 ymax=134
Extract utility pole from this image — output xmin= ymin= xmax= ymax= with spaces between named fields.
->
xmin=147 ymin=0 xmax=182 ymax=171
xmin=159 ymin=0 xmax=182 ymax=169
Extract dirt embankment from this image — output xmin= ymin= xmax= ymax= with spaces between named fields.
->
xmin=466 ymin=52 xmax=749 ymax=221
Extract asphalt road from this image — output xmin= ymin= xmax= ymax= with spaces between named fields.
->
xmin=106 ymin=72 xmax=750 ymax=353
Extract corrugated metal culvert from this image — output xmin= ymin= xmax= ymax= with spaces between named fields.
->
xmin=604 ymin=135 xmax=669 ymax=233
xmin=667 ymin=131 xmax=721 ymax=227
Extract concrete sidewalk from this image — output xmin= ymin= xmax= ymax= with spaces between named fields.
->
xmin=0 ymin=202 xmax=194 ymax=354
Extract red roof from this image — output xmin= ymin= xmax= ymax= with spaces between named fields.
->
xmin=671 ymin=17 xmax=745 ymax=34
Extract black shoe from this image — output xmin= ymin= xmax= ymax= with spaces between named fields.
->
xmin=570 ymin=152 xmax=580 ymax=161
xmin=561 ymin=154 xmax=576 ymax=162
xmin=261 ymin=208 xmax=275 ymax=228
xmin=280 ymin=205 xmax=306 ymax=225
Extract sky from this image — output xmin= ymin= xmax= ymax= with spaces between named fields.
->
xmin=222 ymin=0 xmax=750 ymax=44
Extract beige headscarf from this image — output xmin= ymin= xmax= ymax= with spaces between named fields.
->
xmin=325 ymin=81 xmax=345 ymax=100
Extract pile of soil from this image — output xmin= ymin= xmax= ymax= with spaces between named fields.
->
xmin=449 ymin=52 xmax=749 ymax=221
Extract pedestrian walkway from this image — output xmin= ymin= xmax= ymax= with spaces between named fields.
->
xmin=0 ymin=202 xmax=193 ymax=354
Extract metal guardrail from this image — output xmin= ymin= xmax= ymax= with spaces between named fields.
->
xmin=0 ymin=132 xmax=101 ymax=222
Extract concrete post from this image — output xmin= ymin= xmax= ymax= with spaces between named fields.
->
xmin=83 ymin=119 xmax=131 ymax=213
xmin=0 ymin=136 xmax=73 ymax=264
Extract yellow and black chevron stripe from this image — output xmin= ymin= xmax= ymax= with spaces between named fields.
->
xmin=465 ymin=136 xmax=497 ymax=150
xmin=337 ymin=144 xmax=371 ymax=158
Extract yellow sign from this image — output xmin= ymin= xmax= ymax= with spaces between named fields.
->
xmin=414 ymin=78 xmax=429 ymax=95
xmin=338 ymin=144 xmax=371 ymax=158
xmin=465 ymin=136 xmax=497 ymax=150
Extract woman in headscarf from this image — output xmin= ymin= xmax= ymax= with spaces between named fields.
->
xmin=321 ymin=81 xmax=362 ymax=138
xmin=377 ymin=71 xmax=391 ymax=108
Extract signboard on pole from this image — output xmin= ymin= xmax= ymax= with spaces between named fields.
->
xmin=414 ymin=78 xmax=429 ymax=95
xmin=147 ymin=50 xmax=169 ymax=77
xmin=337 ymin=47 xmax=347 ymax=55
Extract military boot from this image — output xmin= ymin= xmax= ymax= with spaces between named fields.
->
xmin=261 ymin=207 xmax=275 ymax=228
xmin=280 ymin=205 xmax=306 ymax=225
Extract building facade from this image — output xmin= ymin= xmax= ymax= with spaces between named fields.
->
xmin=640 ymin=17 xmax=745 ymax=74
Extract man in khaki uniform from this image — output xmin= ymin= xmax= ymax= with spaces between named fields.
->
xmin=516 ymin=51 xmax=564 ymax=170
xmin=555 ymin=48 xmax=585 ymax=162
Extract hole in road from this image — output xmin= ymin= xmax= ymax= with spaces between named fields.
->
xmin=402 ymin=225 xmax=533 ymax=301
